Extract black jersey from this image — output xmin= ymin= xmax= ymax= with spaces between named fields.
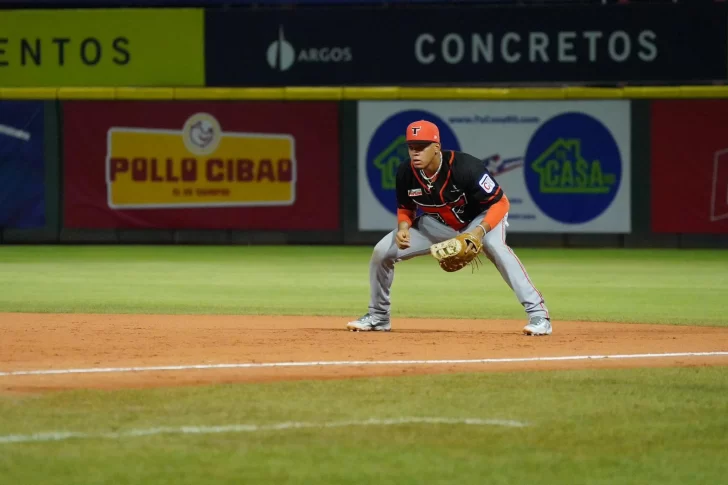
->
xmin=396 ymin=150 xmax=504 ymax=230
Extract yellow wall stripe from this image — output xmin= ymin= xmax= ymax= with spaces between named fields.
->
xmin=2 ymin=85 xmax=728 ymax=101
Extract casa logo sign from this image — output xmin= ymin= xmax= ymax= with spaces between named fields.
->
xmin=105 ymin=113 xmax=296 ymax=209
xmin=524 ymin=112 xmax=621 ymax=224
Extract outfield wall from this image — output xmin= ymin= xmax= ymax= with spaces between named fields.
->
xmin=1 ymin=87 xmax=728 ymax=248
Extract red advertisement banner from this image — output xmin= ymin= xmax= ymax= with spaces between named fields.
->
xmin=63 ymin=101 xmax=340 ymax=229
xmin=651 ymin=100 xmax=728 ymax=234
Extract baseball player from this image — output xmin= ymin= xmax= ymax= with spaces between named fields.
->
xmin=347 ymin=120 xmax=551 ymax=335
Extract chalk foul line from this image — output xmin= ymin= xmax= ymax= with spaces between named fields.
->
xmin=0 ymin=417 xmax=528 ymax=444
xmin=1 ymin=351 xmax=727 ymax=378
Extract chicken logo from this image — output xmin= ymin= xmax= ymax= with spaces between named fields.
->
xmin=105 ymin=111 xmax=296 ymax=209
xmin=183 ymin=113 xmax=221 ymax=155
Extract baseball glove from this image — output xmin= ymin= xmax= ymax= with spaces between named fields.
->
xmin=429 ymin=232 xmax=484 ymax=273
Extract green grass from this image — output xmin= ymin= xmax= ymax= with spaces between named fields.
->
xmin=1 ymin=245 xmax=727 ymax=483
xmin=1 ymin=367 xmax=727 ymax=484
xmin=0 ymin=245 xmax=726 ymax=325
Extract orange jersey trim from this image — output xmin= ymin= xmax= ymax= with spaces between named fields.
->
xmin=397 ymin=208 xmax=415 ymax=226
xmin=482 ymin=186 xmax=502 ymax=205
xmin=483 ymin=194 xmax=509 ymax=229
xmin=437 ymin=151 xmax=456 ymax=203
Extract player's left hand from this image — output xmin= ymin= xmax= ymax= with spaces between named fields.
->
xmin=395 ymin=229 xmax=411 ymax=249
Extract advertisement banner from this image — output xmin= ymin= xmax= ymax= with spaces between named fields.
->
xmin=63 ymin=101 xmax=339 ymax=230
xmin=358 ymin=101 xmax=630 ymax=233
xmin=0 ymin=9 xmax=203 ymax=87
xmin=0 ymin=101 xmax=45 ymax=229
xmin=205 ymin=4 xmax=725 ymax=86
xmin=651 ymin=101 xmax=728 ymax=234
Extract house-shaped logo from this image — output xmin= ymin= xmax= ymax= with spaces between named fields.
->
xmin=373 ymin=135 xmax=409 ymax=190
xmin=530 ymin=138 xmax=616 ymax=194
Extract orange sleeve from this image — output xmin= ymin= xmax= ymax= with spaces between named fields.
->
xmin=483 ymin=194 xmax=509 ymax=230
xmin=397 ymin=208 xmax=415 ymax=227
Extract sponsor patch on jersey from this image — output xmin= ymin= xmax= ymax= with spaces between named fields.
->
xmin=478 ymin=173 xmax=496 ymax=193
xmin=408 ymin=188 xmax=423 ymax=197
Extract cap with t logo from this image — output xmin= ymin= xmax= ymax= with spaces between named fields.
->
xmin=406 ymin=120 xmax=440 ymax=143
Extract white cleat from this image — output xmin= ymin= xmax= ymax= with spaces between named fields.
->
xmin=346 ymin=313 xmax=391 ymax=332
xmin=523 ymin=316 xmax=552 ymax=336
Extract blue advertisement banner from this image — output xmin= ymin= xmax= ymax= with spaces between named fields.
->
xmin=357 ymin=100 xmax=631 ymax=233
xmin=0 ymin=101 xmax=45 ymax=229
xmin=205 ymin=3 xmax=727 ymax=86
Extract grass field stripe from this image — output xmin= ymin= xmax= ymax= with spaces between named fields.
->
xmin=1 ymin=351 xmax=727 ymax=377
xmin=0 ymin=417 xmax=528 ymax=444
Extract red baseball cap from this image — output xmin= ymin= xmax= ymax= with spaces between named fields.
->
xmin=406 ymin=120 xmax=440 ymax=143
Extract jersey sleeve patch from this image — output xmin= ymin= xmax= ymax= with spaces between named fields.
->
xmin=408 ymin=188 xmax=423 ymax=197
xmin=478 ymin=173 xmax=496 ymax=193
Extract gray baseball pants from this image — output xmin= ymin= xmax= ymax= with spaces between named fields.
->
xmin=368 ymin=212 xmax=550 ymax=321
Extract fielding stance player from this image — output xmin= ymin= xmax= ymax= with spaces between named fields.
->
xmin=347 ymin=120 xmax=552 ymax=336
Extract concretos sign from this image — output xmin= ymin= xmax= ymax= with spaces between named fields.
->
xmin=204 ymin=3 xmax=725 ymax=86
xmin=414 ymin=30 xmax=657 ymax=66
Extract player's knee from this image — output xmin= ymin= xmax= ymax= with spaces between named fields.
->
xmin=482 ymin=237 xmax=506 ymax=259
xmin=482 ymin=247 xmax=497 ymax=265
xmin=371 ymin=236 xmax=397 ymax=265
xmin=482 ymin=237 xmax=497 ymax=253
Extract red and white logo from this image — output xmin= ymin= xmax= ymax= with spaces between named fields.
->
xmin=478 ymin=173 xmax=495 ymax=193
xmin=408 ymin=188 xmax=423 ymax=197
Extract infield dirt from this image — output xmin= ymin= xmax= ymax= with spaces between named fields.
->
xmin=2 ymin=313 xmax=727 ymax=393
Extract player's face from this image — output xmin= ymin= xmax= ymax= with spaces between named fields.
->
xmin=408 ymin=142 xmax=439 ymax=170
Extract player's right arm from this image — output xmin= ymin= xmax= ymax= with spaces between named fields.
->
xmin=395 ymin=161 xmax=416 ymax=249
xmin=456 ymin=152 xmax=509 ymax=240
